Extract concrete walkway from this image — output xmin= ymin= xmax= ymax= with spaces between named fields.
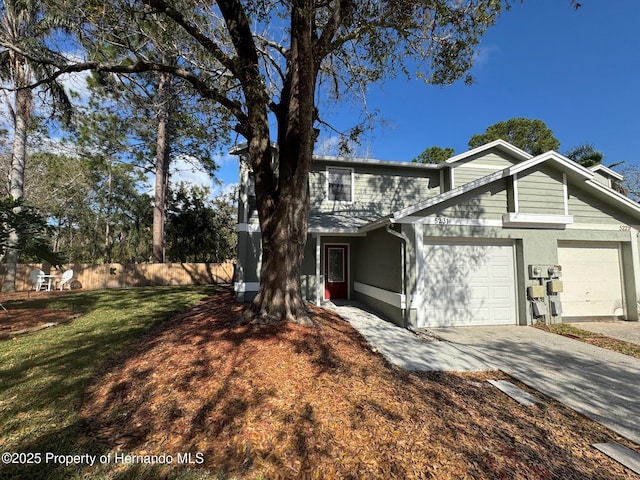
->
xmin=329 ymin=303 xmax=640 ymax=445
xmin=328 ymin=303 xmax=494 ymax=372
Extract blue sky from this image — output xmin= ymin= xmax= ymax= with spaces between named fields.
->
xmin=213 ymin=1 xmax=639 ymax=190
xmin=326 ymin=0 xmax=640 ymax=162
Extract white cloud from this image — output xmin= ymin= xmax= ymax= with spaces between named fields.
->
xmin=170 ymin=155 xmax=214 ymax=190
xmin=59 ymin=70 xmax=92 ymax=104
xmin=315 ymin=136 xmax=342 ymax=156
xmin=473 ymin=45 xmax=499 ymax=68
xmin=211 ymin=182 xmax=238 ymax=198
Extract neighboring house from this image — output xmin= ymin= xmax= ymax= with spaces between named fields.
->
xmin=234 ymin=140 xmax=640 ymax=328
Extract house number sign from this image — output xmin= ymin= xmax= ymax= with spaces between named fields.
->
xmin=434 ymin=216 xmax=450 ymax=225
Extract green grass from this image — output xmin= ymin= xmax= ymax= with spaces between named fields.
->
xmin=0 ymin=286 xmax=220 ymax=480
xmin=542 ymin=323 xmax=602 ymax=339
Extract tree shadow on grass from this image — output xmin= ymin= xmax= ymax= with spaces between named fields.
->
xmin=0 ymin=286 xmax=216 ymax=480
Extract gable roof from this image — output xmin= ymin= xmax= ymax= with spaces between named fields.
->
xmin=361 ymin=149 xmax=640 ymax=230
xmin=589 ymin=163 xmax=625 ymax=182
xmin=506 ymin=150 xmax=595 ymax=180
xmin=444 ymin=139 xmax=532 ymax=165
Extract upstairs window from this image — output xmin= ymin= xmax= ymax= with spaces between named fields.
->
xmin=327 ymin=167 xmax=353 ymax=202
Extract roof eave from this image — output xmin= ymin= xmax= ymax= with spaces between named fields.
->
xmin=444 ymin=139 xmax=533 ymax=165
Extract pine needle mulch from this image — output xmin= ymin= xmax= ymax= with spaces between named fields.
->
xmin=80 ymin=289 xmax=638 ymax=479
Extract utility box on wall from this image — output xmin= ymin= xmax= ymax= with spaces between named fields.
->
xmin=529 ymin=265 xmax=545 ymax=279
xmin=532 ymin=300 xmax=548 ymax=317
xmin=527 ymin=285 xmax=545 ymax=299
xmin=547 ymin=280 xmax=563 ymax=294
xmin=549 ymin=297 xmax=563 ymax=316
xmin=528 ymin=264 xmax=562 ymax=279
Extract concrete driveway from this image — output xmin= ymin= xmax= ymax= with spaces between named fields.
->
xmin=331 ymin=302 xmax=640 ymax=444
xmin=432 ymin=325 xmax=640 ymax=444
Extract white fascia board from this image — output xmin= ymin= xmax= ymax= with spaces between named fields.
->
xmin=444 ymin=139 xmax=532 ymax=165
xmin=394 ymin=216 xmax=502 ymax=227
xmin=229 ymin=141 xmax=278 ymax=156
xmin=566 ymin=223 xmax=640 ymax=231
xmin=228 ymin=144 xmax=246 ymax=155
xmin=391 ymin=169 xmax=506 ymax=221
xmin=357 ymin=216 xmax=392 ymax=233
xmin=507 ymin=151 xmax=595 ymax=179
xmin=502 ymin=213 xmax=574 ymax=229
xmin=590 ymin=164 xmax=625 ymax=182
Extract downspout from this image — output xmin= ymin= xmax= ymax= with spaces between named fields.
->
xmin=385 ymin=222 xmax=411 ymax=327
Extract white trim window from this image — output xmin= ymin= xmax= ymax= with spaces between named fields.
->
xmin=327 ymin=167 xmax=353 ymax=202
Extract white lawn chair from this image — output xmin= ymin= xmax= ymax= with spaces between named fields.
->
xmin=29 ymin=269 xmax=47 ymax=291
xmin=59 ymin=269 xmax=74 ymax=290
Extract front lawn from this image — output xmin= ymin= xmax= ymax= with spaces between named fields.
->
xmin=0 ymin=286 xmax=216 ymax=480
xmin=1 ymin=287 xmax=638 ymax=479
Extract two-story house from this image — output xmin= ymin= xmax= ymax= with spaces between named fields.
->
xmin=234 ymin=140 xmax=640 ymax=328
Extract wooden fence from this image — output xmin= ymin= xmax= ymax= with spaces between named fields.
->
xmin=0 ymin=262 xmax=234 ymax=292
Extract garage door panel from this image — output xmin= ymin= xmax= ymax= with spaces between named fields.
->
xmin=493 ymin=307 xmax=513 ymax=322
xmin=469 ymin=286 xmax=489 ymax=301
xmin=420 ymin=242 xmax=517 ymax=327
xmin=474 ymin=265 xmax=489 ymax=278
xmin=557 ymin=242 xmax=623 ymax=318
xmin=491 ymin=264 xmax=512 ymax=279
xmin=493 ymin=286 xmax=512 ymax=301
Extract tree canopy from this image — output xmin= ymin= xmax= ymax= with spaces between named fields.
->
xmin=412 ymin=146 xmax=455 ymax=164
xmin=2 ymin=0 xmax=523 ymax=321
xmin=564 ymin=143 xmax=603 ymax=168
xmin=468 ymin=117 xmax=560 ymax=156
xmin=0 ymin=197 xmax=64 ymax=267
xmin=27 ymin=0 xmax=509 ymax=323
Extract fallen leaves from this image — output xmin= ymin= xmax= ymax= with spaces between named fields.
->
xmin=80 ymin=289 xmax=639 ymax=479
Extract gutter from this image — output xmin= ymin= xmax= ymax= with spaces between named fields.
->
xmin=384 ymin=222 xmax=411 ymax=327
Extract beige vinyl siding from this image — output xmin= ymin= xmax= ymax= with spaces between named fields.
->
xmin=592 ymin=171 xmax=612 ymax=188
xmin=517 ymin=169 xmax=566 ymax=215
xmin=454 ymin=167 xmax=496 ymax=187
xmin=568 ymin=185 xmax=630 ymax=224
xmin=452 ymin=152 xmax=522 ymax=187
xmin=310 ymin=166 xmax=439 ymax=219
xmin=433 ymin=181 xmax=509 ymax=219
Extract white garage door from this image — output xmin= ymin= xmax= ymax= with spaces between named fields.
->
xmin=419 ymin=241 xmax=517 ymax=327
xmin=557 ymin=242 xmax=624 ymax=319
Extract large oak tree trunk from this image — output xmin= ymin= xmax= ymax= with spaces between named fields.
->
xmin=246 ymin=183 xmax=311 ymax=324
xmin=244 ymin=1 xmax=317 ymax=325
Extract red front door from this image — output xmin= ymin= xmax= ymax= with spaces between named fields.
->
xmin=324 ymin=244 xmax=348 ymax=300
